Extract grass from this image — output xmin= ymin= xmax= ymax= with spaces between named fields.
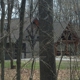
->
xmin=21 ymin=60 xmax=39 ymax=69
xmin=0 ymin=61 xmax=16 ymax=68
xmin=56 ymin=60 xmax=80 ymax=70
xmin=0 ymin=60 xmax=80 ymax=70
xmin=56 ymin=61 xmax=70 ymax=69
xmin=0 ymin=60 xmax=39 ymax=69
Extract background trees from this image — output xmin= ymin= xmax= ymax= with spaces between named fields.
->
xmin=0 ymin=0 xmax=80 ymax=80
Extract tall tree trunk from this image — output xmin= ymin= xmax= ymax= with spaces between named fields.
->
xmin=16 ymin=0 xmax=26 ymax=80
xmin=7 ymin=0 xmax=14 ymax=69
xmin=29 ymin=0 xmax=35 ymax=80
xmin=30 ymin=0 xmax=33 ymax=17
xmin=1 ymin=0 xmax=5 ymax=80
xmin=39 ymin=0 xmax=57 ymax=80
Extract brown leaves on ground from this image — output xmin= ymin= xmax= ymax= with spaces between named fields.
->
xmin=0 ymin=69 xmax=80 ymax=80
xmin=0 ymin=69 xmax=40 ymax=80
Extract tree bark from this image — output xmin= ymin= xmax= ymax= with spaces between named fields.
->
xmin=16 ymin=0 xmax=26 ymax=80
xmin=7 ymin=0 xmax=14 ymax=69
xmin=39 ymin=0 xmax=57 ymax=80
xmin=0 ymin=0 xmax=5 ymax=80
xmin=30 ymin=0 xmax=33 ymax=17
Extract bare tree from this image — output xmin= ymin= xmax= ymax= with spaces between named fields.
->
xmin=0 ymin=0 xmax=5 ymax=80
xmin=7 ymin=0 xmax=14 ymax=69
xmin=39 ymin=0 xmax=57 ymax=80
xmin=16 ymin=0 xmax=26 ymax=80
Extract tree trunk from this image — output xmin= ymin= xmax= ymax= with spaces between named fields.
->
xmin=39 ymin=0 xmax=57 ymax=80
xmin=0 ymin=0 xmax=5 ymax=80
xmin=7 ymin=0 xmax=14 ymax=69
xmin=30 ymin=0 xmax=33 ymax=17
xmin=16 ymin=0 xmax=26 ymax=80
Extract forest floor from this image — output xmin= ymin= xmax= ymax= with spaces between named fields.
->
xmin=0 ymin=69 xmax=80 ymax=80
xmin=0 ymin=56 xmax=80 ymax=80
